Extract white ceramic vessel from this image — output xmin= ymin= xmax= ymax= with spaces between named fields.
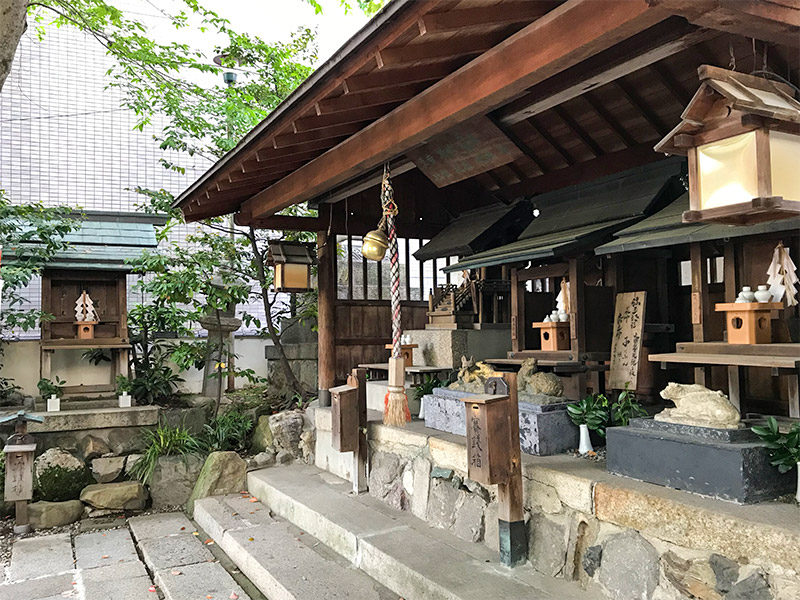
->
xmin=755 ymin=285 xmax=772 ymax=303
xmin=578 ymin=424 xmax=593 ymax=455
xmin=740 ymin=286 xmax=756 ymax=302
xmin=558 ymin=310 xmax=569 ymax=322
xmin=118 ymin=392 xmax=132 ymax=408
xmin=47 ymin=394 xmax=60 ymax=412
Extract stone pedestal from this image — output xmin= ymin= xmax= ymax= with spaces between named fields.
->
xmin=423 ymin=388 xmax=578 ymax=456
xmin=407 ymin=328 xmax=511 ymax=369
xmin=607 ymin=418 xmax=794 ymax=503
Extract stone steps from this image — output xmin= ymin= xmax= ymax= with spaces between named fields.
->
xmin=245 ymin=464 xmax=591 ymax=600
xmin=194 ymin=494 xmax=394 ymax=600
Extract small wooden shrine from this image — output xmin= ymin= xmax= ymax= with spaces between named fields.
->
xmin=36 ymin=212 xmax=164 ymax=396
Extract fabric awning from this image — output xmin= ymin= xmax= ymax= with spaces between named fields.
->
xmin=596 ymin=194 xmax=800 ymax=254
xmin=413 ymin=201 xmax=532 ymax=262
xmin=443 ymin=158 xmax=684 ymax=272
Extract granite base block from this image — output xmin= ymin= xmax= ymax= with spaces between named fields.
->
xmin=607 ymin=422 xmax=794 ymax=504
xmin=423 ymin=389 xmax=578 ymax=456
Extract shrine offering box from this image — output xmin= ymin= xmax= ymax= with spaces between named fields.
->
xmin=531 ymin=321 xmax=570 ymax=351
xmin=460 ymin=393 xmax=511 ymax=485
xmin=714 ymin=302 xmax=782 ymax=344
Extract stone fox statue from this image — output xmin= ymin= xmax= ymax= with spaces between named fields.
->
xmin=655 ymin=382 xmax=740 ymax=429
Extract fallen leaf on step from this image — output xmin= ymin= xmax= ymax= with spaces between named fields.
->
xmin=180 ymin=527 xmax=186 ymax=531
xmin=171 ymin=570 xmax=182 ymax=576
xmin=230 ymin=593 xmax=239 ymax=599
xmin=249 ymin=497 xmax=258 ymax=503
xmin=205 ymin=539 xmax=215 ymax=545
xmin=206 ymin=595 xmax=214 ymax=599
xmin=101 ymin=555 xmax=109 ymax=559
xmin=248 ymin=537 xmax=254 ymax=542
xmin=193 ymin=531 xmax=200 ymax=536
xmin=148 ymin=587 xmax=156 ymax=593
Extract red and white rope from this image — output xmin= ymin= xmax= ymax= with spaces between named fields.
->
xmin=380 ymin=165 xmax=402 ymax=359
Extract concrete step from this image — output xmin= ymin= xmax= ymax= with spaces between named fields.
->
xmin=194 ymin=495 xmax=395 ymax=600
xmin=247 ymin=465 xmax=591 ymax=600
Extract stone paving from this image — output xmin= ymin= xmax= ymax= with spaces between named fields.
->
xmin=0 ymin=513 xmax=252 ymax=600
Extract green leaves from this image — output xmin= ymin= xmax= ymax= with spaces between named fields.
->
xmin=567 ymin=395 xmax=610 ymax=438
xmin=752 ymin=416 xmax=800 ymax=474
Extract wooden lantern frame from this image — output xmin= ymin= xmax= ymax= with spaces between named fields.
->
xmin=656 ymin=65 xmax=800 ymax=225
xmin=267 ymin=241 xmax=317 ymax=293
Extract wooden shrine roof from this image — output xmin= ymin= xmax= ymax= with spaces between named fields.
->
xmin=413 ymin=200 xmax=532 ymax=261
xmin=595 ymin=193 xmax=800 ymax=254
xmin=7 ymin=211 xmax=164 ymax=271
xmin=444 ymin=159 xmax=684 ymax=270
xmin=173 ymin=0 xmax=800 ymax=235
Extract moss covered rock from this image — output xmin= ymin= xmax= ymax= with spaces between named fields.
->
xmin=34 ymin=448 xmax=92 ymax=502
xmin=251 ymin=416 xmax=274 ymax=453
xmin=186 ymin=451 xmax=246 ymax=516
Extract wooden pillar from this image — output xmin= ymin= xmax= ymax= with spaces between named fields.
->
xmin=568 ymin=257 xmax=586 ymax=356
xmin=510 ymin=268 xmax=524 ymax=354
xmin=348 ymin=367 xmax=368 ymax=493
xmin=690 ymin=243 xmax=712 ymax=385
xmin=317 ymin=212 xmax=336 ymax=407
xmin=723 ymin=242 xmax=744 ymax=410
xmin=498 ymin=371 xmax=526 ymax=567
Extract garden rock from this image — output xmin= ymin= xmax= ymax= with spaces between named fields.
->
xmin=528 ymin=513 xmax=567 ymax=577
xmin=599 ymin=531 xmax=660 ymax=600
xmin=268 ymin=411 xmax=304 ymax=458
xmin=78 ymin=435 xmax=112 ymax=461
xmin=726 ymin=574 xmax=773 ymax=600
xmin=369 ymin=452 xmax=404 ymax=499
xmin=29 ymin=500 xmax=84 ymax=529
xmin=124 ymin=454 xmax=143 ymax=476
xmin=34 ymin=448 xmax=91 ymax=502
xmin=300 ymin=429 xmax=315 ymax=463
xmin=427 ymin=478 xmax=462 ymax=529
xmin=161 ymin=406 xmax=206 ymax=434
xmin=251 ymin=416 xmax=274 ymax=453
xmin=80 ymin=481 xmax=148 ymax=510
xmin=276 ymin=449 xmax=293 ymax=464
xmin=149 ymin=454 xmax=204 ymax=508
xmin=91 ymin=456 xmax=125 ymax=483
xmin=662 ymin=551 xmax=721 ymax=600
xmin=186 ymin=451 xmax=246 ymax=515
xmin=253 ymin=450 xmax=276 ymax=468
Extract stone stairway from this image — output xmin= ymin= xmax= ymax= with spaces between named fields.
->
xmin=196 ymin=464 xmax=592 ymax=600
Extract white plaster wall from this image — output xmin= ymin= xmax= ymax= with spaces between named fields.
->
xmin=2 ymin=336 xmax=272 ymax=396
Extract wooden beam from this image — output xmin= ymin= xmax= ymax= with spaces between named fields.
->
xmin=526 ymin=117 xmax=576 ymax=166
xmin=244 ymin=0 xmax=667 ymax=219
xmin=231 ymin=159 xmax=312 ymax=182
xmin=553 ymin=106 xmax=603 ymax=157
xmin=344 ymin=61 xmax=462 ymax=93
xmin=377 ymin=31 xmax=506 ymax=67
xmin=496 ymin=19 xmax=711 ymax=125
xmin=293 ymin=104 xmax=399 ymax=132
xmin=490 ymin=116 xmax=548 ymax=175
xmin=274 ymin=122 xmax=366 ymax=149
xmin=418 ymin=2 xmax=557 ymax=33
xmin=255 ymin=137 xmax=348 ymax=161
xmin=649 ymin=62 xmax=692 ymax=106
xmin=313 ymin=159 xmax=416 ymax=205
xmin=235 ymin=214 xmax=325 ymax=230
xmin=316 ymin=83 xmax=424 ymax=114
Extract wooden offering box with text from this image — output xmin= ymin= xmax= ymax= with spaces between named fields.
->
xmin=459 ymin=393 xmax=511 ymax=485
xmin=330 ymin=384 xmax=359 ymax=453
xmin=531 ymin=321 xmax=570 ymax=351
xmin=714 ymin=302 xmax=783 ymax=344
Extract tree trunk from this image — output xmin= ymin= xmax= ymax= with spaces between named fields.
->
xmin=0 ymin=0 xmax=27 ymax=93
xmin=247 ymin=227 xmax=309 ymax=400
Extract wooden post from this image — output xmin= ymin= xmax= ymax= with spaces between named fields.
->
xmin=569 ymin=257 xmax=587 ymax=394
xmin=317 ymin=211 xmax=336 ymax=407
xmin=349 ymin=367 xmax=369 ymax=493
xmin=690 ymin=243 xmax=712 ymax=386
xmin=510 ymin=268 xmax=524 ymax=353
xmin=498 ymin=371 xmax=526 ymax=567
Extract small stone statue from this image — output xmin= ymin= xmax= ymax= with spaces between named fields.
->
xmin=655 ymin=383 xmax=740 ymax=429
xmin=448 ymin=356 xmax=496 ymax=393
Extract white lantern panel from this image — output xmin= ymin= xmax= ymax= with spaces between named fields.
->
xmin=769 ymin=130 xmax=800 ymax=203
xmin=697 ymin=131 xmax=759 ymax=210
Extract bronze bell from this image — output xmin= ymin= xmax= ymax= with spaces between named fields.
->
xmin=362 ymin=229 xmax=389 ymax=261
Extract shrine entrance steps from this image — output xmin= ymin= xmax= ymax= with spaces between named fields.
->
xmin=195 ymin=464 xmax=592 ymax=600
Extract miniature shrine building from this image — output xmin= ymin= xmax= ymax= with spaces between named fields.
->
xmin=173 ymin=0 xmax=799 ymax=410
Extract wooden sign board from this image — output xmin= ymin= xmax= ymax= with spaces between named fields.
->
xmin=461 ymin=394 xmax=511 ymax=486
xmin=608 ymin=292 xmax=647 ymax=391
xmin=407 ymin=116 xmax=522 ymax=188
xmin=330 ymin=385 xmax=359 ymax=453
xmin=3 ymin=445 xmax=35 ymax=502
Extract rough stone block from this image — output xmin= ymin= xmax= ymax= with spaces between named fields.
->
xmin=80 ymin=481 xmax=148 ymax=510
xmin=28 ymin=407 xmax=159 ymax=433
xmin=428 ymin=435 xmax=468 ymax=475
xmin=598 ymin=531 xmax=660 ymax=600
xmin=74 ymin=528 xmax=139 ymax=569
xmin=606 ymin=425 xmax=794 ymax=503
xmin=186 ymin=451 xmax=246 ymax=516
xmin=523 ymin=463 xmax=594 ymax=514
xmin=9 ymin=533 xmax=74 ymax=581
xmin=91 ymin=456 xmax=125 ymax=483
xmin=138 ymin=532 xmax=214 ymax=571
xmin=528 ymin=513 xmax=568 ymax=577
xmin=155 ymin=561 xmax=250 ymax=600
xmin=129 ymin=512 xmax=195 ymax=541
xmin=410 ymin=457 xmax=432 ymax=520
xmin=29 ymin=500 xmax=84 ymax=529
xmin=149 ymin=454 xmax=204 ymax=508
xmin=251 ymin=415 xmax=275 ymax=454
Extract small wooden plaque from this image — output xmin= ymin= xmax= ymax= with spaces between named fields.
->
xmin=3 ymin=447 xmax=35 ymax=502
xmin=609 ymin=292 xmax=647 ymax=390
xmin=330 ymin=384 xmax=359 ymax=453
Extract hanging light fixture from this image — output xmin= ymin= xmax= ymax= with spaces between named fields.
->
xmin=266 ymin=241 xmax=317 ymax=293
xmin=655 ymin=65 xmax=800 ymax=225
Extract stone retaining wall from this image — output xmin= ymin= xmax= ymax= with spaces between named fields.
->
xmin=314 ymin=411 xmax=800 ymax=600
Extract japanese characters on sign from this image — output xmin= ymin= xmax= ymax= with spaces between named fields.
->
xmin=609 ymin=291 xmax=647 ymax=391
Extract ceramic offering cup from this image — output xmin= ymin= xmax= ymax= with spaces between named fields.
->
xmin=543 ymin=315 xmax=551 ymax=323
xmin=755 ymin=285 xmax=772 ymax=303
xmin=740 ymin=286 xmax=756 ymax=302
xmin=559 ymin=311 xmax=569 ymax=322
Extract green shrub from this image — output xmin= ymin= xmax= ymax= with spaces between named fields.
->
xmin=37 ymin=376 xmax=66 ymax=399
xmin=35 ymin=464 xmax=93 ymax=502
xmin=752 ymin=416 xmax=800 ymax=473
xmin=610 ymin=383 xmax=647 ymax=427
xmin=567 ymin=394 xmax=610 ymax=438
xmin=414 ymin=374 xmax=443 ymax=403
xmin=129 ymin=423 xmax=200 ymax=483
xmin=198 ymin=411 xmax=254 ymax=454
xmin=131 ymin=366 xmax=183 ymax=405
xmin=116 ymin=375 xmax=133 ymax=395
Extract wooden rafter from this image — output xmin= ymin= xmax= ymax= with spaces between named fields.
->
xmin=649 ymin=62 xmax=692 ymax=106
xmin=377 ymin=31 xmax=507 ymax=67
xmin=316 ymin=83 xmax=425 ymax=114
xmin=582 ymin=92 xmax=637 ymax=148
xmin=343 ymin=61 xmax=461 ymax=93
xmin=274 ymin=122 xmax=366 ymax=149
xmin=241 ymin=0 xmax=666 ymax=219
xmin=553 ymin=106 xmax=603 ymax=157
xmin=293 ymin=103 xmax=400 ymax=132
xmin=490 ymin=116 xmax=548 ymax=175
xmin=526 ymin=117 xmax=576 ymax=166
xmin=417 ymin=2 xmax=557 ymax=34
xmin=615 ymin=79 xmax=671 ymax=137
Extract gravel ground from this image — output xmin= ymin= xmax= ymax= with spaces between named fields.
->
xmin=567 ymin=447 xmax=607 ymax=462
